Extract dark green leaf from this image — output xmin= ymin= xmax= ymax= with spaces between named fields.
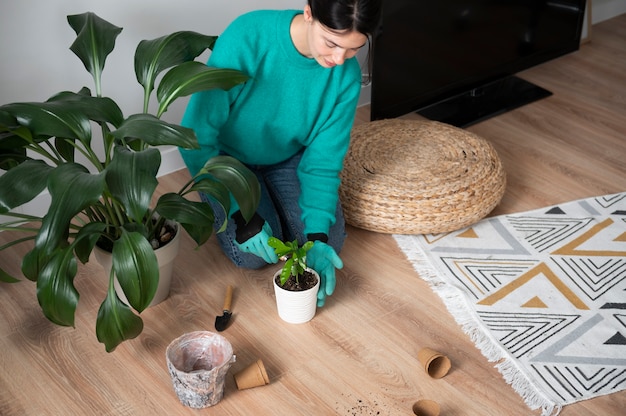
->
xmin=0 ymin=109 xmax=19 ymax=128
xmin=111 ymin=114 xmax=198 ymax=148
xmin=0 ymin=267 xmax=20 ymax=283
xmin=73 ymin=222 xmax=107 ymax=264
xmin=0 ymin=102 xmax=91 ymax=142
xmin=34 ymin=164 xmax=105 ymax=258
xmin=188 ymin=176 xmax=231 ymax=230
xmin=54 ymin=137 xmax=76 ymax=163
xmin=155 ymin=193 xmax=215 ymax=246
xmin=48 ymin=90 xmax=124 ymax=129
xmin=156 ymin=63 xmax=248 ymax=116
xmin=0 ymin=111 xmax=29 ymax=152
xmin=106 ymin=146 xmax=160 ymax=224
xmin=22 ymin=246 xmax=45 ymax=282
xmin=0 ymin=160 xmax=53 ymax=213
xmin=198 ymin=155 xmax=260 ymax=223
xmin=111 ymin=230 xmax=158 ymax=312
xmin=67 ymin=12 xmax=122 ymax=84
xmin=135 ymin=31 xmax=217 ymax=98
xmin=36 ymin=246 xmax=79 ymax=326
xmin=0 ymin=120 xmax=34 ymax=169
xmin=96 ymin=288 xmax=144 ymax=352
xmin=120 ymin=221 xmax=149 ymax=239
xmin=0 ymin=147 xmax=28 ymax=171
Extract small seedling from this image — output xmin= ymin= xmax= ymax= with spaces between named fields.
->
xmin=267 ymin=237 xmax=314 ymax=286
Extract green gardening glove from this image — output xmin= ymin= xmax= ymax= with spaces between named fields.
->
xmin=233 ymin=211 xmax=278 ymax=264
xmin=306 ymin=241 xmax=343 ymax=307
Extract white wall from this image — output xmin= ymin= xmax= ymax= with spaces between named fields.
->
xmin=592 ymin=0 xmax=626 ymax=23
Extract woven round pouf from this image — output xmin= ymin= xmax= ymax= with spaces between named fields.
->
xmin=339 ymin=119 xmax=506 ymax=234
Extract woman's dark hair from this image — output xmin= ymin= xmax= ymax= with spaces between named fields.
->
xmin=309 ymin=0 xmax=382 ymax=37
xmin=308 ymin=0 xmax=382 ymax=85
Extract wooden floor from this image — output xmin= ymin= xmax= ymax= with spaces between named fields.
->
xmin=1 ymin=14 xmax=625 ymax=416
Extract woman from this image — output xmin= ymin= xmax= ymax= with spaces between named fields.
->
xmin=179 ymin=0 xmax=382 ymax=307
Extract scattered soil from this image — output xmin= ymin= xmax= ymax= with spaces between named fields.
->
xmin=275 ymin=269 xmax=318 ymax=292
xmin=336 ymin=393 xmax=390 ymax=415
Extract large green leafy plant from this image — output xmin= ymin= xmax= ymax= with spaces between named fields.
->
xmin=0 ymin=12 xmax=259 ymax=352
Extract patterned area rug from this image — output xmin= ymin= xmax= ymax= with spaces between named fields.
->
xmin=394 ymin=193 xmax=626 ymax=415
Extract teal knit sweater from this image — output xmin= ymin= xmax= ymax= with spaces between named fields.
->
xmin=179 ymin=10 xmax=361 ymax=236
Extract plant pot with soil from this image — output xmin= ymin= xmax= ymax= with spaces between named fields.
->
xmin=93 ymin=219 xmax=182 ymax=308
xmin=268 ymin=238 xmax=320 ymax=324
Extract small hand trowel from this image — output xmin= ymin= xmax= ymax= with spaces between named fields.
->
xmin=215 ymin=285 xmax=234 ymax=332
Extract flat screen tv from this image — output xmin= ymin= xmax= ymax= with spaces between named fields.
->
xmin=370 ymin=0 xmax=587 ymax=127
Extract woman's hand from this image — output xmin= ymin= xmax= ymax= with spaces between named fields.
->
xmin=306 ymin=241 xmax=343 ymax=307
xmin=233 ymin=212 xmax=278 ymax=264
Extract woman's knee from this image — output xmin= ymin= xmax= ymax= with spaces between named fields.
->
xmin=231 ymin=252 xmax=269 ymax=269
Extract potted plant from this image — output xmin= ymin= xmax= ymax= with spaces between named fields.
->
xmin=0 ymin=12 xmax=260 ymax=352
xmin=267 ymin=237 xmax=320 ymax=324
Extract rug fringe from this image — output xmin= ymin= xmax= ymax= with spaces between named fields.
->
xmin=497 ymin=359 xmax=562 ymax=416
xmin=393 ymin=234 xmax=562 ymax=416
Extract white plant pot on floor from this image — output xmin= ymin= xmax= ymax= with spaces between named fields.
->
xmin=273 ymin=268 xmax=320 ymax=324
xmin=94 ymin=224 xmax=182 ymax=308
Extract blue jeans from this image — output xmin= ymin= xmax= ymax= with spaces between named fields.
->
xmin=201 ymin=151 xmax=346 ymax=269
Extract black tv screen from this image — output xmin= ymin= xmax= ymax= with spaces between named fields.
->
xmin=370 ymin=0 xmax=587 ymax=126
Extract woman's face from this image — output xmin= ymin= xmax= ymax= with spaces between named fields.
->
xmin=304 ymin=7 xmax=368 ymax=68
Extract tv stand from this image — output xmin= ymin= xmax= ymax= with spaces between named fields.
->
xmin=415 ymin=75 xmax=552 ymax=128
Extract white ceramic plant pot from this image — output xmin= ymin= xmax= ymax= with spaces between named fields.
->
xmin=94 ymin=223 xmax=182 ymax=308
xmin=273 ymin=268 xmax=320 ymax=324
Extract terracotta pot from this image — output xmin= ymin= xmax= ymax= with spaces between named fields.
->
xmin=94 ymin=222 xmax=181 ymax=307
xmin=272 ymin=268 xmax=320 ymax=324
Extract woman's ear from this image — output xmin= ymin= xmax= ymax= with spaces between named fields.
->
xmin=303 ymin=5 xmax=313 ymax=23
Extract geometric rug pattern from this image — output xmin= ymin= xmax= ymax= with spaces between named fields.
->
xmin=394 ymin=193 xmax=626 ymax=415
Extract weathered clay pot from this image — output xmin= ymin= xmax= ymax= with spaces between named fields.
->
xmin=165 ymin=331 xmax=235 ymax=408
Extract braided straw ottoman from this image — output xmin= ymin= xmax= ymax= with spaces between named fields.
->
xmin=339 ymin=119 xmax=506 ymax=234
